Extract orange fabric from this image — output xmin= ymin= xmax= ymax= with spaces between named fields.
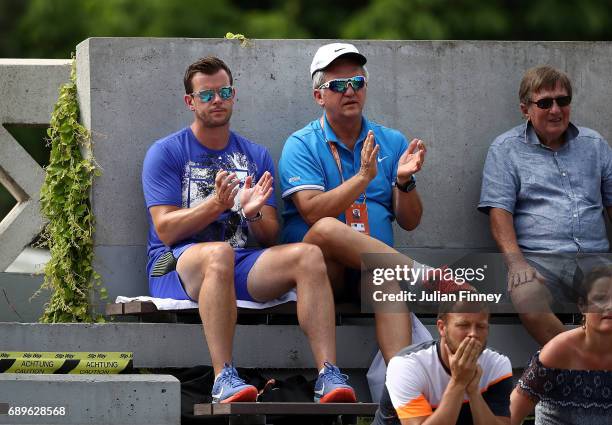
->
xmin=481 ymin=373 xmax=513 ymax=393
xmin=396 ymin=394 xmax=433 ymax=419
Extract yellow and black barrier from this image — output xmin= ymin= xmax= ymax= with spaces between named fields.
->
xmin=0 ymin=352 xmax=133 ymax=374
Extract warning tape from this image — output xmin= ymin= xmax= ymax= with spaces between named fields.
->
xmin=0 ymin=352 xmax=133 ymax=374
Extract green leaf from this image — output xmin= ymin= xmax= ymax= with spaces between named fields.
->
xmin=38 ymin=57 xmax=106 ymax=324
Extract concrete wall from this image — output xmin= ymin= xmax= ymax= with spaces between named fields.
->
xmin=76 ymin=38 xmax=612 ymax=299
xmin=0 ymin=322 xmax=538 ymax=369
xmin=0 ymin=59 xmax=71 ymax=272
xmin=0 ymin=272 xmax=49 ymax=322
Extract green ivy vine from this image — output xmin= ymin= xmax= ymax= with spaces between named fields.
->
xmin=37 ymin=58 xmax=106 ymax=323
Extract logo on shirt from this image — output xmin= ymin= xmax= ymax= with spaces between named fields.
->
xmin=377 ymin=155 xmax=389 ymax=163
xmin=289 ymin=176 xmax=301 ymax=183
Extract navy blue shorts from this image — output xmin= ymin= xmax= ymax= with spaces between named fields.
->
xmin=148 ymin=245 xmax=265 ymax=302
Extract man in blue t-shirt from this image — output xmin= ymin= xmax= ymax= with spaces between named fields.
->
xmin=279 ymin=43 xmax=438 ymax=363
xmin=142 ymin=57 xmax=355 ymax=404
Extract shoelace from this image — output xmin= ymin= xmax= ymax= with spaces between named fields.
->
xmin=322 ymin=362 xmax=349 ymax=384
xmin=220 ymin=363 xmax=247 ymax=387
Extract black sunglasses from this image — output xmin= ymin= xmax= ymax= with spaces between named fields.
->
xmin=528 ymin=95 xmax=572 ymax=109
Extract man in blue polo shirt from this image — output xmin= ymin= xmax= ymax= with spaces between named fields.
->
xmin=279 ymin=43 xmax=432 ymax=363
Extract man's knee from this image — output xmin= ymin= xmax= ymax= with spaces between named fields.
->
xmin=199 ymin=242 xmax=234 ymax=271
xmin=305 ymin=217 xmax=345 ymax=245
xmin=293 ymin=242 xmax=326 ymax=275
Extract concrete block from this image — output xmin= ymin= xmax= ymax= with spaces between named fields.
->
xmin=0 ymin=273 xmax=49 ymax=323
xmin=0 ymin=59 xmax=71 ymax=271
xmin=0 ymin=321 xmax=538 ymax=369
xmin=0 ymin=322 xmax=377 ymax=369
xmin=0 ymin=373 xmax=180 ymax=425
xmin=73 ymin=39 xmax=612 ymax=301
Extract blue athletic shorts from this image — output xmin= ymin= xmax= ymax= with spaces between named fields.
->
xmin=148 ymin=245 xmax=265 ymax=302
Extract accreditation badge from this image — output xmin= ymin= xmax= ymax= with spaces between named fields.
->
xmin=345 ymin=202 xmax=370 ymax=235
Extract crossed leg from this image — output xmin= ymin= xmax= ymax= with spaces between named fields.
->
xmin=303 ymin=217 xmax=413 ymax=363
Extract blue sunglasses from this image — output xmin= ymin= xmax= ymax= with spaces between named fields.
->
xmin=191 ymin=86 xmax=234 ymax=102
xmin=318 ymin=76 xmax=366 ymax=93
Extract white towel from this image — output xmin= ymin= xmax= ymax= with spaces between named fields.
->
xmin=115 ymin=289 xmax=297 ymax=311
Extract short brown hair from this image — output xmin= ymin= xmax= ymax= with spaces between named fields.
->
xmin=184 ymin=56 xmax=233 ymax=94
xmin=437 ymin=294 xmax=489 ymax=322
xmin=519 ymin=66 xmax=572 ymax=105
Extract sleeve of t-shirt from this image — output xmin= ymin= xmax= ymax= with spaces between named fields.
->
xmin=258 ymin=147 xmax=277 ymax=209
xmin=477 ymin=143 xmax=518 ymax=214
xmin=142 ymin=142 xmax=183 ymax=209
xmin=481 ymin=354 xmax=513 ymax=417
xmin=386 ymin=356 xmax=433 ymax=420
xmin=278 ymin=135 xmax=326 ymax=199
xmin=600 ymin=138 xmax=612 ymax=206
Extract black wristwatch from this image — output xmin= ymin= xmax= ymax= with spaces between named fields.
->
xmin=395 ymin=175 xmax=416 ymax=193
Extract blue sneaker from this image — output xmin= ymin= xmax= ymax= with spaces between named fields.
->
xmin=314 ymin=362 xmax=357 ymax=403
xmin=211 ymin=364 xmax=258 ymax=403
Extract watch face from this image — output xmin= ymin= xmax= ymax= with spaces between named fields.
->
xmin=397 ymin=177 xmax=415 ymax=192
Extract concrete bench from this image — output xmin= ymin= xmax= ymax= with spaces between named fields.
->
xmin=105 ymin=301 xmax=368 ymax=325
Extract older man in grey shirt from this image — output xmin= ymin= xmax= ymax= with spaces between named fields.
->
xmin=478 ymin=65 xmax=612 ymax=345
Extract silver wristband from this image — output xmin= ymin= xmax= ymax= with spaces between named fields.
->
xmin=241 ymin=208 xmax=263 ymax=222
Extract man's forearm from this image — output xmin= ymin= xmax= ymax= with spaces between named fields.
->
xmin=468 ymin=391 xmax=509 ymax=425
xmin=245 ymin=206 xmax=279 ymax=247
xmin=152 ymin=198 xmax=226 ymax=246
xmin=489 ymin=208 xmax=526 ymax=266
xmin=419 ymin=381 xmax=465 ymax=425
xmin=294 ymin=174 xmax=370 ymax=225
xmin=393 ymin=188 xmax=423 ymax=230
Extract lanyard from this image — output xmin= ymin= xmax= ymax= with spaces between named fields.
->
xmin=325 ymin=127 xmax=367 ymax=204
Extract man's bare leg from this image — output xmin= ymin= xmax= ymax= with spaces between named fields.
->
xmin=177 ymin=242 xmax=236 ymax=376
xmin=510 ymin=280 xmax=566 ymax=346
xmin=303 ymin=217 xmax=413 ymax=361
xmin=247 ymin=243 xmax=336 ymax=369
xmin=375 ymin=312 xmax=413 ymax=363
xmin=303 ymin=217 xmax=406 ymax=269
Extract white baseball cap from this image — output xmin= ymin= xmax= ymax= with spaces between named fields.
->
xmin=310 ymin=43 xmax=367 ymax=78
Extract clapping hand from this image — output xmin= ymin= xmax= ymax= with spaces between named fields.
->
xmin=397 ymin=139 xmax=426 ymax=184
xmin=240 ymin=171 xmax=273 ymax=219
xmin=213 ymin=170 xmax=241 ymax=210
xmin=358 ymin=130 xmax=380 ymax=182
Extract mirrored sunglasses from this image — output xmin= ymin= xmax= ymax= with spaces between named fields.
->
xmin=318 ymin=76 xmax=366 ymax=93
xmin=192 ymin=86 xmax=233 ymax=102
xmin=529 ymin=95 xmax=571 ymax=109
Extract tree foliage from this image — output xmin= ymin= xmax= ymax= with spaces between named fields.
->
xmin=2 ymin=0 xmax=612 ymax=60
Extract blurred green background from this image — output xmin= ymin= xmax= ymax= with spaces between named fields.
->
xmin=1 ymin=0 xmax=612 ymax=222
